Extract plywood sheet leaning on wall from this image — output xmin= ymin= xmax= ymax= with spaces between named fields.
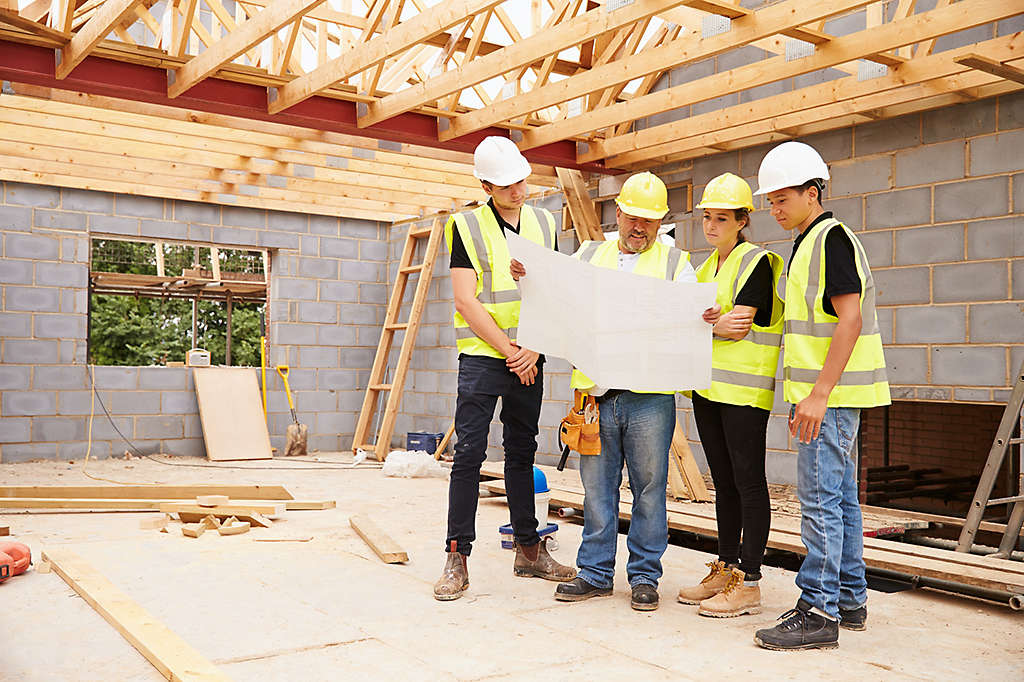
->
xmin=192 ymin=368 xmax=273 ymax=461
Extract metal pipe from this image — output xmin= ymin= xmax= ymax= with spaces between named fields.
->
xmin=867 ymin=566 xmax=1024 ymax=611
xmin=910 ymin=535 xmax=1024 ymax=562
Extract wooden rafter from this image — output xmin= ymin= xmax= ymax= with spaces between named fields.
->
xmin=56 ymin=0 xmax=142 ymax=78
xmin=956 ymin=53 xmax=1024 ymax=86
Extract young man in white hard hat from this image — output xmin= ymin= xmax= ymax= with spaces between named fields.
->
xmin=517 ymin=172 xmax=697 ymax=611
xmin=751 ymin=141 xmax=891 ymax=650
xmin=434 ymin=136 xmax=576 ymax=601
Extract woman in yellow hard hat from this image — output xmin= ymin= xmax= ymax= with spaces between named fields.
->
xmin=677 ymin=172 xmax=785 ymax=618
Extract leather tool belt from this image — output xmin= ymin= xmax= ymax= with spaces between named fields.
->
xmin=559 ymin=389 xmax=601 ymax=456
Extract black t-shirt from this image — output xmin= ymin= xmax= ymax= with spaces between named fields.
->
xmin=449 ymin=199 xmax=557 ymax=269
xmin=734 ymin=254 xmax=774 ymax=328
xmin=789 ymin=212 xmax=861 ymax=317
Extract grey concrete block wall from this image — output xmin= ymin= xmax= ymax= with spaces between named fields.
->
xmin=1 ymin=181 xmax=386 ymax=462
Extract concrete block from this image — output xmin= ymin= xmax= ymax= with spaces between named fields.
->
xmin=319 ymin=369 xmax=359 ymax=391
xmin=873 ymin=267 xmax=930 ymax=305
xmin=319 ymin=237 xmax=358 ymax=259
xmin=0 ymin=205 xmax=32 ymax=231
xmin=298 ymin=346 xmax=339 ymax=368
xmin=115 ymin=195 xmax=165 ymax=219
xmin=299 ymin=257 xmax=338 ymax=280
xmin=34 ymin=209 xmax=87 ymax=231
xmin=135 ymin=415 xmax=183 ymax=439
xmin=341 ymin=348 xmax=375 ymax=368
xmin=865 ymin=187 xmax=931 ymax=229
xmin=295 ymin=390 xmax=337 ymax=413
xmin=33 ymin=365 xmax=87 ymax=389
xmin=829 ymin=157 xmax=891 ymax=197
xmin=57 ymin=390 xmax=97 ymax=415
xmin=800 ymin=128 xmax=854 ymax=164
xmin=669 ymin=58 xmax=715 ymax=87
xmin=212 ymin=227 xmax=259 ymax=247
xmin=318 ymin=281 xmax=359 ymax=304
xmin=5 ymin=286 xmax=61 ymax=312
xmin=854 ymin=116 xmax=920 ymax=156
xmin=161 ymin=391 xmax=199 ymax=414
xmin=109 ymin=391 xmax=161 ymax=415
xmin=999 ymin=15 xmax=1024 ymax=38
xmin=5 ymin=182 xmax=59 ymax=208
xmin=6 ymin=233 xmax=59 ymax=260
xmin=0 ymin=365 xmax=30 ymax=390
xmin=137 ymin=367 xmax=188 ymax=390
xmin=273 ymin=322 xmax=317 ymax=346
xmin=969 ymin=302 xmax=1024 ymax=343
xmin=1013 ymin=260 xmax=1024 ymax=301
xmin=183 ymin=414 xmax=202 ymax=438
xmin=140 ymin=219 xmax=188 ymax=240
xmin=89 ymin=214 xmax=139 ymax=236
xmin=954 ymin=388 xmax=992 ymax=403
xmin=1 ymin=442 xmax=57 ymax=463
xmin=188 ymin=224 xmax=213 ymax=242
xmin=894 ymin=224 xmax=962 ymax=265
xmin=894 ymin=141 xmax=965 ymax=187
xmin=93 ymin=366 xmax=138 ymax=389
xmin=825 ymin=197 xmax=862 ymax=231
xmin=162 ymin=438 xmax=205 ymax=458
xmin=967 ymin=216 xmax=1024 ymax=260
xmin=268 ymin=210 xmax=308 ymax=233
xmin=970 ymin=130 xmax=1024 ymax=177
xmin=2 ymin=339 xmax=58 ymax=364
xmin=922 ymin=99 xmax=995 ymax=143
xmin=359 ymin=283 xmax=387 ymax=305
xmin=35 ymin=262 xmax=88 ymax=288
xmin=297 ymin=301 xmax=337 ymax=323
xmin=932 ymin=346 xmax=1006 ymax=386
xmin=222 ymin=206 xmax=266 ymax=229
xmin=260 ymin=231 xmax=300 ymax=250
xmin=998 ymin=90 xmax=1024 ymax=131
xmin=692 ymin=152 xmax=740 ymax=188
xmin=299 ymin=235 xmax=318 ymax=257
xmin=339 ymin=218 xmax=381 ymax=240
xmin=2 ymin=391 xmax=56 ymax=416
xmin=309 ymin=215 xmax=340 ymax=236
xmin=894 ymin=305 xmax=965 ymax=344
xmin=32 ymin=416 xmax=86 ymax=442
xmin=275 ymin=277 xmax=318 ymax=300
xmin=316 ymin=324 xmax=356 ymax=346
xmin=0 ymin=312 xmax=31 ymax=337
xmin=884 ymin=346 xmax=928 ymax=385
xmin=339 ymin=303 xmax=379 ymax=325
xmin=0 ymin=259 xmax=33 ymax=284
xmin=857 ymin=230 xmax=892 ymax=267
xmin=1 ymin=417 xmax=31 ymax=442
xmin=917 ymin=387 xmax=951 ymax=401
xmin=337 ymin=390 xmax=364 ymax=413
xmin=60 ymin=289 xmax=88 ymax=315
xmin=339 ymin=261 xmax=382 ymax=282
xmin=62 ymin=188 xmax=114 ymax=213
xmin=360 ymin=240 xmax=388 ymax=261
xmin=933 ymin=261 xmax=1008 ymax=303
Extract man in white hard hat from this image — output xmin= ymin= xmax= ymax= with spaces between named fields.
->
xmin=514 ymin=172 xmax=698 ymax=611
xmin=751 ymin=141 xmax=890 ymax=651
xmin=433 ymin=136 xmax=576 ymax=601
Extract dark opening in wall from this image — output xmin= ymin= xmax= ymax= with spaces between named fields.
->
xmin=859 ymin=401 xmax=1016 ymax=518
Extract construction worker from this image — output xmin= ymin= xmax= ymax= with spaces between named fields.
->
xmin=433 ymin=136 xmax=576 ymax=601
xmin=751 ymin=142 xmax=891 ymax=650
xmin=516 ymin=172 xmax=697 ymax=611
xmin=676 ymin=173 xmax=784 ymax=618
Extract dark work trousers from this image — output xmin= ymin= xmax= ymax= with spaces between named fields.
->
xmin=446 ymin=354 xmax=544 ymax=555
xmin=691 ymin=391 xmax=771 ymax=579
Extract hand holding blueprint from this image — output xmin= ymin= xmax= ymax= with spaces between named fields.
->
xmin=506 ymin=232 xmax=716 ymax=392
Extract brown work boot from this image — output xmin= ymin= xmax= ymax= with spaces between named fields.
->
xmin=677 ymin=560 xmax=732 ymax=604
xmin=514 ymin=538 xmax=577 ymax=582
xmin=433 ymin=541 xmax=469 ymax=601
xmin=698 ymin=568 xmax=761 ymax=617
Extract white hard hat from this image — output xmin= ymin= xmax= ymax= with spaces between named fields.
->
xmin=473 ymin=136 xmax=533 ymax=186
xmin=754 ymin=141 xmax=830 ymax=195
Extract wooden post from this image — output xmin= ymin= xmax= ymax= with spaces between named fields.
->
xmin=191 ymin=296 xmax=198 ymax=349
xmin=225 ymin=293 xmax=233 ymax=366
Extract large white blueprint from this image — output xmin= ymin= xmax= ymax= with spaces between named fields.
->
xmin=506 ymin=232 xmax=716 ymax=392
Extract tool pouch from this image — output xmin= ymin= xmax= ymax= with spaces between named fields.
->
xmin=559 ymin=390 xmax=601 ymax=456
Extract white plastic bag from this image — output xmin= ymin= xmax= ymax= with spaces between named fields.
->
xmin=382 ymin=449 xmax=449 ymax=479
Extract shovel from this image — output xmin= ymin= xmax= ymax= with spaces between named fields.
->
xmin=276 ymin=365 xmax=308 ymax=457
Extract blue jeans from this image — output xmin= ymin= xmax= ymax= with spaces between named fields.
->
xmin=577 ymin=392 xmax=675 ymax=589
xmin=795 ymin=406 xmax=867 ymax=619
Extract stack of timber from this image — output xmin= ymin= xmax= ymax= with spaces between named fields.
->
xmin=479 ymin=463 xmax=1024 ymax=599
xmin=865 ymin=465 xmax=979 ymax=505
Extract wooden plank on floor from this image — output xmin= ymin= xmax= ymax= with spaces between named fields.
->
xmin=0 ymin=525 xmax=9 ymax=536
xmin=0 ymin=498 xmax=328 ymax=511
xmin=349 ymin=514 xmax=408 ymax=563
xmin=192 ymin=367 xmax=273 ymax=461
xmin=41 ymin=548 xmax=229 ymax=682
xmin=670 ymin=420 xmax=712 ymax=503
xmin=158 ymin=502 xmax=286 ymax=517
xmin=0 ymin=484 xmax=294 ymax=500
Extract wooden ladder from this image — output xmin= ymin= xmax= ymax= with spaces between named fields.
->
xmin=352 ymin=217 xmax=444 ymax=461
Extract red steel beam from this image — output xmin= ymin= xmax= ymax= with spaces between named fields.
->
xmin=0 ymin=39 xmax=608 ymax=173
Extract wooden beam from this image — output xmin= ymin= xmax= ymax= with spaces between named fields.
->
xmin=671 ymin=420 xmax=711 ymax=502
xmin=159 ymin=501 xmax=286 ymax=516
xmin=350 ymin=514 xmax=409 ymax=563
xmin=56 ymin=0 xmax=141 ymax=78
xmin=361 ymin=0 xmax=691 ymax=128
xmin=442 ymin=0 xmax=875 ymax=142
xmin=269 ymin=0 xmax=504 ymax=114
xmin=170 ymin=0 xmax=198 ymax=57
xmin=41 ymin=549 xmax=230 ymax=682
xmin=956 ymin=52 xmax=1024 ymax=86
xmin=0 ymin=6 xmax=68 ymax=40
xmin=556 ymin=167 xmax=602 ymax=242
xmin=169 ymin=0 xmax=324 ymax=98
xmin=0 ymin=484 xmax=293 ymax=499
xmin=519 ymin=0 xmax=1018 ymax=152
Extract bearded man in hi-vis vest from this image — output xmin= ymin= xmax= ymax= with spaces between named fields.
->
xmin=433 ymin=137 xmax=576 ymax=601
xmin=752 ymin=142 xmax=891 ymax=651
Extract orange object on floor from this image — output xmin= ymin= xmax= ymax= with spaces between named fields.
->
xmin=0 ymin=541 xmax=31 ymax=582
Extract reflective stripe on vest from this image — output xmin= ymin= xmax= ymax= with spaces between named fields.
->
xmin=444 ymin=204 xmax=556 ymax=358
xmin=783 ymin=218 xmax=891 ymax=408
xmin=693 ymin=241 xmax=784 ymax=411
xmin=569 ymin=239 xmax=691 ymax=395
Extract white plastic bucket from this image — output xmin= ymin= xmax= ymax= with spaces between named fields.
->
xmin=534 ymin=491 xmax=550 ymax=525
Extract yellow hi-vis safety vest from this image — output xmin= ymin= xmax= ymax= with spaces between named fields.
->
xmin=693 ymin=241 xmax=784 ymax=411
xmin=444 ymin=203 xmax=557 ymax=358
xmin=569 ymin=239 xmax=691 ymax=395
xmin=784 ymin=217 xmax=891 ymax=407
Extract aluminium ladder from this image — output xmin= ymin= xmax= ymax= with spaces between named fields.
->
xmin=352 ymin=217 xmax=444 ymax=461
xmin=956 ymin=359 xmax=1024 ymax=557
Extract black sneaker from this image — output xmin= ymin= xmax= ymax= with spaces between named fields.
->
xmin=839 ymin=604 xmax=867 ymax=631
xmin=555 ymin=576 xmax=613 ymax=602
xmin=754 ymin=599 xmax=839 ymax=651
xmin=631 ymin=583 xmax=659 ymax=611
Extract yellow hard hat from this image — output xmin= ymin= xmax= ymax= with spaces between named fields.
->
xmin=615 ymin=172 xmax=669 ymax=220
xmin=696 ymin=173 xmax=754 ymax=211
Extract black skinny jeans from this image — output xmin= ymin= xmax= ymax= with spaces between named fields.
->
xmin=691 ymin=391 xmax=771 ymax=579
xmin=446 ymin=354 xmax=543 ymax=555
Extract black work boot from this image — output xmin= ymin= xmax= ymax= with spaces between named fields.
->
xmin=754 ymin=599 xmax=839 ymax=651
xmin=433 ymin=541 xmax=469 ymax=601
xmin=554 ymin=576 xmax=612 ymax=602
xmin=839 ymin=604 xmax=867 ymax=631
xmin=631 ymin=583 xmax=659 ymax=611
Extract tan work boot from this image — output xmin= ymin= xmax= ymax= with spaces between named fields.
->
xmin=433 ymin=541 xmax=469 ymax=601
xmin=698 ymin=568 xmax=761 ymax=617
xmin=677 ymin=560 xmax=732 ymax=604
xmin=513 ymin=538 xmax=577 ymax=582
